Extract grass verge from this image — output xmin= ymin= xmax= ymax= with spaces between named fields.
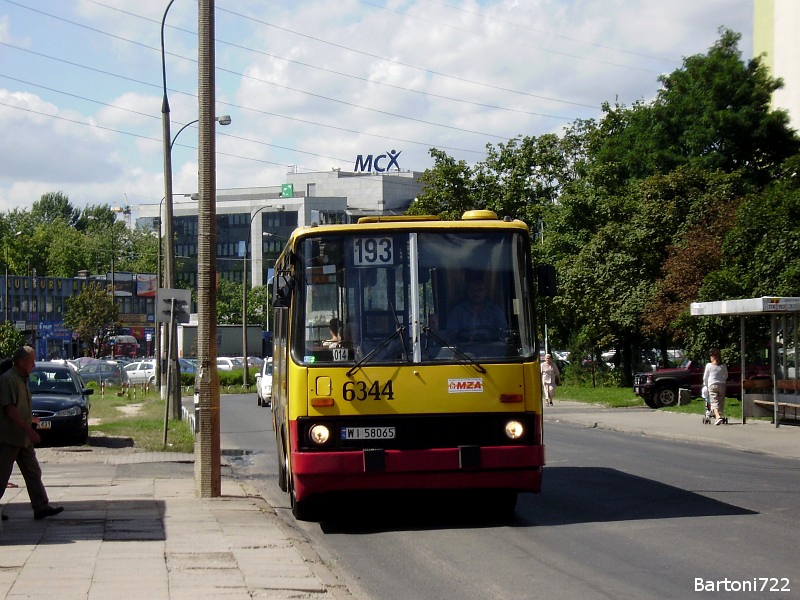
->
xmin=87 ymin=384 xmax=194 ymax=453
xmin=558 ymin=383 xmax=643 ymax=408
xmin=559 ymin=382 xmax=747 ymax=420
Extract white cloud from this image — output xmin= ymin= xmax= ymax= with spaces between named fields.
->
xmin=0 ymin=0 xmax=755 ymax=216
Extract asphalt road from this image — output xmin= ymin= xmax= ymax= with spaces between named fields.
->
xmin=215 ymin=393 xmax=800 ymax=600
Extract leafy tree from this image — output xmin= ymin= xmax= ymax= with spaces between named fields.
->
xmin=248 ymin=285 xmax=270 ymax=329
xmin=407 ymin=149 xmax=480 ymax=219
xmin=31 ymin=192 xmax=78 ymax=227
xmin=45 ymin=221 xmax=95 ymax=278
xmin=592 ymin=30 xmax=798 ymax=187
xmin=216 ymin=277 xmax=243 ymax=324
xmin=0 ymin=323 xmax=27 ymax=358
xmin=63 ymin=286 xmax=120 ymax=357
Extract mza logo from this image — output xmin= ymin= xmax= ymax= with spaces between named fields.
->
xmin=354 ymin=150 xmax=402 ymax=172
xmin=448 ymin=378 xmax=484 ymax=393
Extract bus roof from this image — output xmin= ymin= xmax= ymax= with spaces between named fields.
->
xmin=286 ymin=211 xmax=530 ymax=243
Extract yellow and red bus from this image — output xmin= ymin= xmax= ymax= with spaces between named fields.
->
xmin=271 ymin=210 xmax=545 ymax=519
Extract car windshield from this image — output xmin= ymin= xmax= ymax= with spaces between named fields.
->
xmin=30 ymin=367 xmax=80 ymax=395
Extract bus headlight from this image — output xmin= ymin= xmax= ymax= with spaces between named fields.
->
xmin=309 ymin=425 xmax=330 ymax=445
xmin=504 ymin=420 xmax=525 ymax=440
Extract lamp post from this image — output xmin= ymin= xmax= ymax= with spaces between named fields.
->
xmin=161 ymin=0 xmax=177 ymax=298
xmin=4 ymin=231 xmax=22 ymax=323
xmin=153 ymin=199 xmax=163 ymax=385
xmin=172 ymin=115 xmax=231 ymax=152
xmin=242 ymin=206 xmax=270 ymax=388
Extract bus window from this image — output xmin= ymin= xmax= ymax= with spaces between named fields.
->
xmin=292 ymin=230 xmax=535 ymax=366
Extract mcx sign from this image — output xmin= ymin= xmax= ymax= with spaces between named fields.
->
xmin=353 ymin=150 xmax=402 ymax=172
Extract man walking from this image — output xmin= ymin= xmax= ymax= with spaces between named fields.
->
xmin=0 ymin=346 xmax=63 ymax=521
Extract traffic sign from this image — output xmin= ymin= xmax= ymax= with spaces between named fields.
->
xmin=156 ymin=288 xmax=191 ymax=324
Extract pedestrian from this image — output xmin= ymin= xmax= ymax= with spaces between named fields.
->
xmin=703 ymin=348 xmax=728 ymax=426
xmin=0 ymin=346 xmax=64 ymax=521
xmin=540 ymin=353 xmax=561 ymax=406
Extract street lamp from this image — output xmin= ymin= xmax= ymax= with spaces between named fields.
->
xmin=242 ymin=206 xmax=269 ymax=388
xmin=171 ymin=115 xmax=231 ymax=151
xmin=4 ymin=231 xmax=22 ymax=323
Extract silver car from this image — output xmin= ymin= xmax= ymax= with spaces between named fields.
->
xmin=124 ymin=360 xmax=156 ymax=385
xmin=255 ymin=358 xmax=273 ymax=407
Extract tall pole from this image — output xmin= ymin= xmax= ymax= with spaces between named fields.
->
xmin=243 ymin=205 xmax=269 ymax=389
xmin=3 ymin=243 xmax=8 ymax=324
xmin=154 ymin=202 xmax=163 ymax=385
xmin=196 ymin=0 xmax=221 ymax=497
xmin=161 ymin=0 xmax=178 ymax=408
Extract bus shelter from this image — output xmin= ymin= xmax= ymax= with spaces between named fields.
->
xmin=690 ymin=297 xmax=799 ymax=427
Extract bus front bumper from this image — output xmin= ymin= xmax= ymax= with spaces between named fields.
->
xmin=290 ymin=444 xmax=545 ymax=501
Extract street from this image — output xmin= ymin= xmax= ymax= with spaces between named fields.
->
xmin=216 ymin=393 xmax=800 ymax=600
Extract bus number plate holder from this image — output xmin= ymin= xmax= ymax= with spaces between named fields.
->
xmin=341 ymin=427 xmax=395 ymax=440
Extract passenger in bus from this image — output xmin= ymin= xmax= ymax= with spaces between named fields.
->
xmin=447 ymin=278 xmax=507 ymax=343
xmin=322 ymin=318 xmax=343 ymax=348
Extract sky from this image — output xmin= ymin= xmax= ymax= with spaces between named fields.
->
xmin=0 ymin=0 xmax=753 ymax=220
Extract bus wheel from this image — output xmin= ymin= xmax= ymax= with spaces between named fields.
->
xmin=290 ymin=481 xmax=316 ymax=521
xmin=277 ymin=443 xmax=288 ymax=492
xmin=492 ymin=490 xmax=518 ymax=517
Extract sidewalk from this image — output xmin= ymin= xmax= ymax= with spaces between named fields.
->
xmin=0 ymin=404 xmax=797 ymax=599
xmin=545 ymin=401 xmax=800 ymax=460
xmin=0 ymin=447 xmax=354 ymax=600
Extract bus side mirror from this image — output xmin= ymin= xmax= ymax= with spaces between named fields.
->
xmin=273 ymin=273 xmax=294 ymax=308
xmin=536 ymin=264 xmax=557 ymax=297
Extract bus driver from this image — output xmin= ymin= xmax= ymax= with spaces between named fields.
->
xmin=447 ymin=277 xmax=507 ymax=343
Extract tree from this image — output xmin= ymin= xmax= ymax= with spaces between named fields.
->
xmin=592 ymin=30 xmax=798 ymax=187
xmin=248 ymin=285 xmax=270 ymax=329
xmin=0 ymin=323 xmax=27 ymax=358
xmin=63 ymin=286 xmax=120 ymax=357
xmin=45 ymin=221 xmax=94 ymax=278
xmin=407 ymin=148 xmax=480 ymax=219
xmin=31 ymin=192 xmax=79 ymax=227
xmin=216 ymin=277 xmax=243 ymax=324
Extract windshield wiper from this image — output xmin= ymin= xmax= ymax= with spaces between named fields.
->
xmin=347 ymin=325 xmax=406 ymax=377
xmin=423 ymin=327 xmax=486 ymax=374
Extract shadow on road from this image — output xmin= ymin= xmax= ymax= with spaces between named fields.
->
xmin=320 ymin=466 xmax=757 ymax=533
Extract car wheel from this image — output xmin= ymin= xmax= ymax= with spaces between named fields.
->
xmin=257 ymin=393 xmax=263 ymax=407
xmin=652 ymin=385 xmax=678 ymax=408
xmin=75 ymin=424 xmax=89 ymax=445
xmin=643 ymin=396 xmax=658 ymax=409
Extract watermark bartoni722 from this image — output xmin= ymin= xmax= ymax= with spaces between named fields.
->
xmin=695 ymin=578 xmax=791 ymax=593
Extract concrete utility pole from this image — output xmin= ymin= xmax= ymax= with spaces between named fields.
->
xmin=195 ymin=0 xmax=221 ymax=498
xmin=161 ymin=0 xmax=181 ymax=417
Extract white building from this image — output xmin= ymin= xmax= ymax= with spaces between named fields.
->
xmin=136 ymin=170 xmax=424 ymax=288
xmin=754 ymin=0 xmax=800 ymax=130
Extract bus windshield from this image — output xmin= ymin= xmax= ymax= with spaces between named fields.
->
xmin=293 ymin=230 xmax=536 ymax=366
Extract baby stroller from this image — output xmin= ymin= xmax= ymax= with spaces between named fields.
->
xmin=701 ymin=385 xmax=728 ymax=425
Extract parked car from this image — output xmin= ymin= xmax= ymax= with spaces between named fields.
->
xmin=77 ymin=361 xmax=127 ymax=386
xmin=255 ymin=358 xmax=273 ymax=407
xmin=30 ymin=362 xmax=93 ymax=445
xmin=178 ymin=358 xmax=197 ymax=374
xmin=633 ymin=359 xmax=770 ymax=408
xmin=217 ymin=357 xmax=243 ymax=371
xmin=124 ymin=360 xmax=156 ymax=385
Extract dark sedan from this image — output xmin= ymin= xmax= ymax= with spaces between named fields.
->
xmin=30 ymin=363 xmax=93 ymax=445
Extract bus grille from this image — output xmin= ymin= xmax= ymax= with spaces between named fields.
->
xmin=296 ymin=413 xmax=537 ymax=451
